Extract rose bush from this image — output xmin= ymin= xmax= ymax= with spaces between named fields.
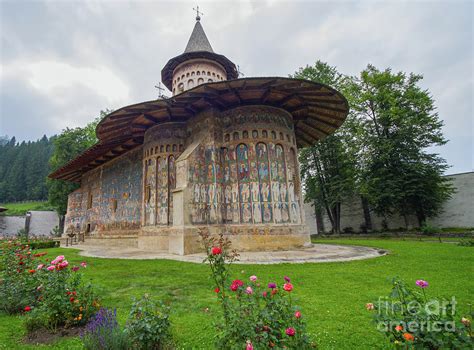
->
xmin=367 ymin=277 xmax=472 ymax=349
xmin=0 ymin=241 xmax=42 ymax=314
xmin=25 ymin=254 xmax=100 ymax=331
xmin=200 ymin=230 xmax=315 ymax=349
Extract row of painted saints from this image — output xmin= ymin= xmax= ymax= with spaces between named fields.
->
xmin=144 ymin=155 xmax=176 ymax=225
xmin=190 ymin=142 xmax=301 ymax=225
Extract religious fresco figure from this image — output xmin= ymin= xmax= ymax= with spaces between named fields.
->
xmin=263 ymin=203 xmax=272 ymax=223
xmin=200 ymin=184 xmax=207 ymax=203
xmin=271 ymin=182 xmax=280 ymax=202
xmin=273 ymin=203 xmax=282 ymax=223
xmin=242 ymin=203 xmax=253 ymax=223
xmin=280 ymin=183 xmax=288 ymax=202
xmin=232 ymin=204 xmax=240 ymax=223
xmin=291 ymin=202 xmax=299 ymax=223
xmin=232 ymin=183 xmax=239 ymax=203
xmin=194 ymin=184 xmax=200 ymax=203
xmin=281 ymin=203 xmax=289 ymax=222
xmin=251 ymin=182 xmax=259 ymax=202
xmin=261 ymin=182 xmax=270 ymax=202
xmin=225 ymin=185 xmax=232 ymax=203
xmin=288 ymin=182 xmax=295 ymax=202
xmin=240 ymin=183 xmax=250 ymax=203
xmin=253 ymin=203 xmax=262 ymax=223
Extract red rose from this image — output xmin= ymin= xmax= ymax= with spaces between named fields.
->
xmin=70 ymin=297 xmax=75 ymax=302
xmin=214 ymin=287 xmax=220 ymax=293
xmin=286 ymin=327 xmax=296 ymax=336
xmin=24 ymin=306 xmax=31 ymax=312
xmin=271 ymin=288 xmax=278 ymax=295
xmin=28 ymin=269 xmax=36 ymax=274
xmin=230 ymin=279 xmax=243 ymax=291
xmin=211 ymin=246 xmax=222 ymax=255
xmin=295 ymin=311 xmax=302 ymax=319
xmin=283 ymin=283 xmax=293 ymax=292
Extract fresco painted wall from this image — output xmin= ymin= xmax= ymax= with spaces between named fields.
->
xmin=65 ymin=148 xmax=142 ymax=234
xmin=187 ymin=106 xmax=303 ymax=226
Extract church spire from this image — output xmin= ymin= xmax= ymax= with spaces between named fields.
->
xmin=184 ymin=18 xmax=214 ymax=53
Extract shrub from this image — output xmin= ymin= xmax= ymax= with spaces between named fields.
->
xmin=125 ymin=294 xmax=172 ymax=350
xmin=81 ymin=308 xmax=129 ymax=350
xmin=24 ymin=255 xmax=99 ymax=331
xmin=0 ymin=241 xmax=42 ymax=314
xmin=420 ymin=224 xmax=440 ymax=236
xmin=27 ymin=240 xmax=60 ymax=249
xmin=367 ymin=277 xmax=472 ymax=349
xmin=457 ymin=239 xmax=474 ymax=247
xmin=200 ymin=230 xmax=315 ymax=349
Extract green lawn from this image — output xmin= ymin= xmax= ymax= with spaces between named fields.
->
xmin=0 ymin=239 xmax=472 ymax=349
xmin=0 ymin=201 xmax=54 ymax=216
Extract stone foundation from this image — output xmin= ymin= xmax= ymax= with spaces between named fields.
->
xmin=138 ymin=224 xmax=310 ymax=255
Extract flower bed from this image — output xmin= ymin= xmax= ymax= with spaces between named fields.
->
xmin=0 ymin=240 xmax=99 ymax=333
xmin=200 ymin=230 xmax=315 ymax=349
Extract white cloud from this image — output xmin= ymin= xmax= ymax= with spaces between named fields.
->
xmin=28 ymin=61 xmax=129 ymax=104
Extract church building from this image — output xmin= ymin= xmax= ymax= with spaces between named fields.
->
xmin=49 ymin=15 xmax=349 ymax=255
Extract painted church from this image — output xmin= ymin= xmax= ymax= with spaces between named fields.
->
xmin=50 ymin=15 xmax=349 ymax=255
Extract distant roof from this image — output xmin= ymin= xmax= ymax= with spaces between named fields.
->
xmin=184 ymin=21 xmax=214 ymax=53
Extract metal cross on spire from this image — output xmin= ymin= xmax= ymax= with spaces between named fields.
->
xmin=193 ymin=5 xmax=203 ymax=21
xmin=154 ymin=82 xmax=167 ymax=99
xmin=237 ymin=65 xmax=245 ymax=78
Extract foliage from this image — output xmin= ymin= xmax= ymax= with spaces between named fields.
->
xmin=292 ymin=61 xmax=357 ymax=234
xmin=81 ymin=308 xmax=130 ymax=350
xmin=0 ymin=242 xmax=42 ymax=314
xmin=420 ymin=224 xmax=441 ymax=236
xmin=200 ymin=230 xmax=315 ymax=349
xmin=349 ymin=65 xmax=454 ymax=226
xmin=24 ymin=255 xmax=99 ymax=331
xmin=125 ymin=294 xmax=173 ymax=350
xmin=0 ymin=136 xmax=54 ymax=202
xmin=457 ymin=239 xmax=474 ymax=247
xmin=367 ymin=277 xmax=472 ymax=349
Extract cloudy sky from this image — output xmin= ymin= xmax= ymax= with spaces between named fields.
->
xmin=0 ymin=0 xmax=472 ymax=174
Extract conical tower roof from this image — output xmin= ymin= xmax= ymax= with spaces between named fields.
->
xmin=161 ymin=19 xmax=238 ymax=91
xmin=184 ymin=21 xmax=214 ymax=53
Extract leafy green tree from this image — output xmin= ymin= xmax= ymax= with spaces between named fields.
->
xmin=292 ymin=61 xmax=357 ymax=233
xmin=47 ymin=111 xmax=109 ymax=232
xmin=349 ymin=65 xmax=453 ymax=226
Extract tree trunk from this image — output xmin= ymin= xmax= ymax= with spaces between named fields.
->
xmin=361 ymin=196 xmax=372 ymax=232
xmin=58 ymin=215 xmax=65 ymax=236
xmin=314 ymin=205 xmax=325 ymax=234
xmin=416 ymin=210 xmax=426 ymax=228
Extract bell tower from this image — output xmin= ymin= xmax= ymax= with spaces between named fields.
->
xmin=161 ymin=12 xmax=238 ymax=95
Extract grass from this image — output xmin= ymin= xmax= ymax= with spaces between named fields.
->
xmin=0 ymin=239 xmax=473 ymax=349
xmin=0 ymin=201 xmax=54 ymax=216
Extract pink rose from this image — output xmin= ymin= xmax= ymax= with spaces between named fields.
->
xmin=283 ymin=283 xmax=293 ymax=292
xmin=80 ymin=262 xmax=87 ymax=268
xmin=295 ymin=311 xmax=302 ymax=319
xmin=59 ymin=260 xmax=69 ymax=269
xmin=245 ymin=286 xmax=253 ymax=295
xmin=286 ymin=327 xmax=295 ymax=336
xmin=37 ymin=264 xmax=45 ymax=270
xmin=72 ymin=266 xmax=80 ymax=272
xmin=246 ymin=340 xmax=254 ymax=350
xmin=249 ymin=275 xmax=257 ymax=282
xmin=47 ymin=265 xmax=55 ymax=271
